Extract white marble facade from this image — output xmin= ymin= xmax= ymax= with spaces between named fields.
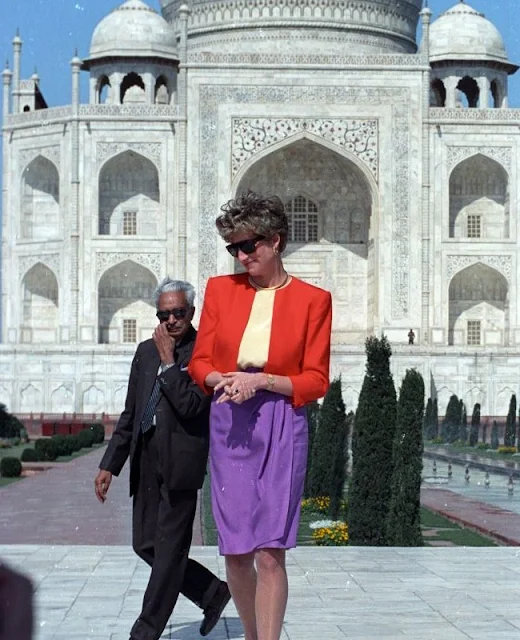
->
xmin=2 ymin=0 xmax=520 ymax=418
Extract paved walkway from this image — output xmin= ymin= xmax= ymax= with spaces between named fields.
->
xmin=0 ymin=448 xmax=203 ymax=545
xmin=3 ymin=545 xmax=520 ymax=640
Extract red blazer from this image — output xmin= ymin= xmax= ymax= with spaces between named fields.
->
xmin=189 ymin=273 xmax=332 ymax=408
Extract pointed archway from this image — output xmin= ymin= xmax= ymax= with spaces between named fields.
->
xmin=448 ymin=263 xmax=508 ymax=346
xmin=449 ymin=154 xmax=509 ymax=239
xmin=21 ymin=156 xmax=60 ymax=239
xmin=98 ymin=260 xmax=157 ymax=344
xmin=21 ymin=263 xmax=59 ymax=343
xmin=98 ymin=151 xmax=160 ymax=236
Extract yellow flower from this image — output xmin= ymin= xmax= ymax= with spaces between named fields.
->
xmin=312 ymin=522 xmax=349 ymax=546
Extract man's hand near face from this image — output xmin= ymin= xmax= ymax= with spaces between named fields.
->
xmin=153 ymin=322 xmax=176 ymax=365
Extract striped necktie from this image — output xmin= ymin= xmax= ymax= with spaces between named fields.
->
xmin=140 ymin=378 xmax=161 ymax=434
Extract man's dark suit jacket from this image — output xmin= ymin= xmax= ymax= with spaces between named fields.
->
xmin=100 ymin=326 xmax=211 ymax=495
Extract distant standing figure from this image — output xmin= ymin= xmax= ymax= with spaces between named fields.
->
xmin=408 ymin=329 xmax=415 ymax=345
xmin=189 ymin=190 xmax=332 ymax=640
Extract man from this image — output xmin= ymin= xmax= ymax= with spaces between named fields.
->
xmin=408 ymin=329 xmax=415 ymax=345
xmin=95 ymin=278 xmax=230 ymax=640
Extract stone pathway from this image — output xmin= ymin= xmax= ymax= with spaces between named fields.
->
xmin=0 ymin=448 xmax=203 ymax=545
xmin=3 ymin=545 xmax=520 ymax=640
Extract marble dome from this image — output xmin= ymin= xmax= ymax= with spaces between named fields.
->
xmin=88 ymin=0 xmax=178 ymax=61
xmin=427 ymin=1 xmax=509 ymax=65
xmin=159 ymin=0 xmax=424 ymax=56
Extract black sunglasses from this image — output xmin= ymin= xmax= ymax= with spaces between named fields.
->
xmin=156 ymin=307 xmax=191 ymax=322
xmin=225 ymin=235 xmax=265 ymax=258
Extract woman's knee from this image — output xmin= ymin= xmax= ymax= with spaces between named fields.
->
xmin=255 ymin=549 xmax=286 ymax=576
xmin=225 ymin=552 xmax=255 ymax=576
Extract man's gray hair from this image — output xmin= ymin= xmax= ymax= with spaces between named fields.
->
xmin=154 ymin=277 xmax=196 ymax=309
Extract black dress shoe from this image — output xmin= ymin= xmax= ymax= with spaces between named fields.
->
xmin=200 ymin=581 xmax=231 ymax=636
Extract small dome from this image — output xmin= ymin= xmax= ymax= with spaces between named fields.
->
xmin=89 ymin=0 xmax=177 ymax=61
xmin=427 ymin=1 xmax=509 ymax=65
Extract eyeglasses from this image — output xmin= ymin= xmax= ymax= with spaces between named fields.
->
xmin=225 ymin=235 xmax=265 ymax=258
xmin=156 ymin=307 xmax=191 ymax=322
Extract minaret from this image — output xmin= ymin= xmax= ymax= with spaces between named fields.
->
xmin=69 ymin=51 xmax=82 ymax=343
xmin=177 ymin=4 xmax=190 ymax=277
xmin=2 ymin=61 xmax=12 ymax=121
xmin=420 ymin=3 xmax=432 ymax=345
xmin=12 ymin=30 xmax=22 ymax=114
xmin=2 ymin=61 xmax=13 ymax=342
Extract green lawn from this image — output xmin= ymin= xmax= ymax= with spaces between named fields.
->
xmin=0 ymin=442 xmax=35 ymax=460
xmin=420 ymin=507 xmax=497 ymax=547
xmin=201 ymin=473 xmax=218 ymax=546
xmin=0 ymin=476 xmax=22 ymax=488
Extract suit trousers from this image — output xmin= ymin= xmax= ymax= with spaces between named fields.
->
xmin=130 ymin=428 xmax=220 ymax=640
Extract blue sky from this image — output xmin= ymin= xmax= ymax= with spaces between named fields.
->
xmin=0 ymin=0 xmax=518 ymax=110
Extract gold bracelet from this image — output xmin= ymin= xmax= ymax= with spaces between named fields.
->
xmin=266 ymin=373 xmax=275 ymax=391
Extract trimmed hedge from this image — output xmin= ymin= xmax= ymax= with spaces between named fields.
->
xmin=34 ymin=438 xmax=59 ymax=462
xmin=21 ymin=448 xmax=40 ymax=462
xmin=90 ymin=423 xmax=105 ymax=444
xmin=51 ymin=435 xmax=75 ymax=457
xmin=77 ymin=429 xmax=95 ymax=449
xmin=1 ymin=456 xmax=22 ymax=478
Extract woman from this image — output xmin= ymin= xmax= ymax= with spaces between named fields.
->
xmin=189 ymin=190 xmax=332 ymax=640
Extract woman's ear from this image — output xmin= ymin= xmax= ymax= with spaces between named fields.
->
xmin=271 ymin=233 xmax=281 ymax=254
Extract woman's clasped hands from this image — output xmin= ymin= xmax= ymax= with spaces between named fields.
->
xmin=214 ymin=371 xmax=262 ymax=404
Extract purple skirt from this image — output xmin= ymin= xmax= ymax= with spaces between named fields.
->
xmin=209 ymin=388 xmax=308 ymax=556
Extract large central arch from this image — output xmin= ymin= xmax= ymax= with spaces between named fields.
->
xmin=233 ymin=136 xmax=378 ymax=342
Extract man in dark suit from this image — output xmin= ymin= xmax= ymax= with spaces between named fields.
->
xmin=94 ymin=278 xmax=230 ymax=640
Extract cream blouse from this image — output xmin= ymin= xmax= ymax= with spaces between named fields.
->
xmin=237 ymin=276 xmax=292 ymax=369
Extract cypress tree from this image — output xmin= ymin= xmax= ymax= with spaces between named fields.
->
xmin=304 ymin=401 xmax=320 ymax=498
xmin=518 ymin=404 xmax=520 ymax=450
xmin=432 ymin=398 xmax=439 ymax=439
xmin=348 ymin=335 xmax=397 ymax=546
xmin=327 ymin=393 xmax=350 ymax=519
xmin=423 ymin=398 xmax=433 ymax=440
xmin=442 ymin=395 xmax=461 ymax=443
xmin=504 ymin=395 xmax=517 ymax=447
xmin=460 ymin=403 xmax=468 ymax=444
xmin=307 ymin=378 xmax=348 ymax=507
xmin=469 ymin=403 xmax=480 ymax=447
xmin=482 ymin=421 xmax=487 ymax=445
xmin=386 ymin=369 xmax=425 ymax=547
xmin=491 ymin=420 xmax=499 ymax=449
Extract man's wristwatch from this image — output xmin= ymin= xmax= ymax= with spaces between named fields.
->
xmin=161 ymin=362 xmax=175 ymax=373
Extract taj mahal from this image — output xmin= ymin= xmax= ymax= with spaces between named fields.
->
xmin=1 ymin=0 xmax=520 ymax=418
